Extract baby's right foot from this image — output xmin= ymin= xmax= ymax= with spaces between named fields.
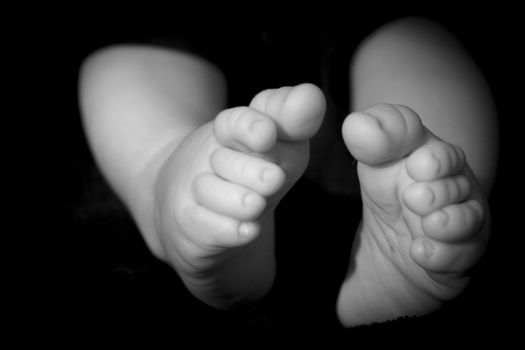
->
xmin=153 ymin=84 xmax=325 ymax=308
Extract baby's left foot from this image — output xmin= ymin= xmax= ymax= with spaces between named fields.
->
xmin=337 ymin=104 xmax=490 ymax=327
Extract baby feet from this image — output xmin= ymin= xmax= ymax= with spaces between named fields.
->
xmin=153 ymin=84 xmax=325 ymax=308
xmin=337 ymin=104 xmax=489 ymax=326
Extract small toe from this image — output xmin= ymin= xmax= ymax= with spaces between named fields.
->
xmin=182 ymin=203 xmax=260 ymax=248
xmin=211 ymin=147 xmax=286 ymax=196
xmin=192 ymin=173 xmax=266 ymax=221
xmin=406 ymin=138 xmax=466 ymax=182
xmin=214 ymin=106 xmax=277 ymax=153
xmin=410 ymin=235 xmax=483 ymax=274
xmin=422 ymin=199 xmax=485 ymax=242
xmin=403 ymin=175 xmax=471 ymax=216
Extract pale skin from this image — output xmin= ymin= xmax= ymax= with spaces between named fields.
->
xmin=79 ymin=17 xmax=498 ymax=326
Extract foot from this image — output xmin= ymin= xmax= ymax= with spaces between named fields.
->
xmin=337 ymin=104 xmax=489 ymax=326
xmin=153 ymin=84 xmax=325 ymax=308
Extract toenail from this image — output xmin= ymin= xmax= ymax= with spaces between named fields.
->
xmin=238 ymin=222 xmax=257 ymax=238
xmin=422 ymin=186 xmax=435 ymax=207
xmin=430 ymin=153 xmax=441 ymax=176
xmin=261 ymin=168 xmax=272 ymax=182
xmin=243 ymin=192 xmax=257 ymax=207
xmin=422 ymin=239 xmax=435 ymax=259
xmin=238 ymin=222 xmax=251 ymax=237
xmin=437 ymin=210 xmax=449 ymax=227
xmin=250 ymin=119 xmax=264 ymax=134
xmin=362 ymin=112 xmax=384 ymax=130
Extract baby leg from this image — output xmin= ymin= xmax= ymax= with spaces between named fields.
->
xmin=337 ymin=17 xmax=497 ymax=326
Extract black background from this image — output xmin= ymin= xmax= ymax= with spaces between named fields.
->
xmin=16 ymin=4 xmax=521 ymax=348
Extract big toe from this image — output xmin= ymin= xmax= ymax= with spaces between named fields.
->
xmin=342 ymin=104 xmax=428 ymax=165
xmin=249 ymin=83 xmax=326 ymax=142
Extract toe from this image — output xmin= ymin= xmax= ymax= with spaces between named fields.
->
xmin=406 ymin=138 xmax=466 ymax=182
xmin=192 ymin=173 xmax=266 ymax=221
xmin=342 ymin=104 xmax=427 ymax=165
xmin=214 ymin=106 xmax=277 ymax=153
xmin=422 ymin=199 xmax=485 ymax=242
xmin=403 ymin=175 xmax=471 ymax=216
xmin=211 ymin=147 xmax=286 ymax=197
xmin=411 ymin=235 xmax=485 ymax=274
xmin=249 ymin=83 xmax=326 ymax=142
xmin=182 ymin=203 xmax=261 ymax=249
